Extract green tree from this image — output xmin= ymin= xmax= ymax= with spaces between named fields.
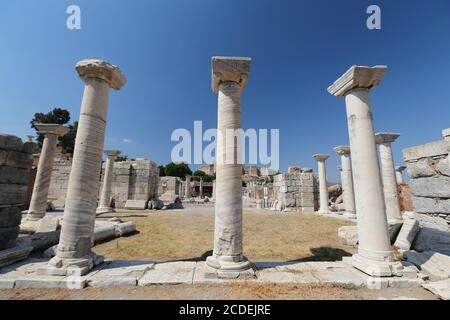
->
xmin=193 ymin=170 xmax=215 ymax=182
xmin=30 ymin=107 xmax=77 ymax=154
xmin=115 ymin=155 xmax=129 ymax=162
xmin=158 ymin=165 xmax=166 ymax=176
xmin=164 ymin=162 xmax=192 ymax=179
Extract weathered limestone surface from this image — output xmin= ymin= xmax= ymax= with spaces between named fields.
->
xmin=42 ymin=59 xmax=125 ymax=276
xmin=403 ymin=133 xmax=450 ymax=226
xmin=206 ymin=56 xmax=252 ymax=276
xmin=26 ymin=125 xmax=69 ymax=221
xmin=423 ymin=279 xmax=450 ymax=300
xmin=375 ymin=132 xmax=402 ymax=222
xmin=0 ymin=134 xmax=35 ymax=250
xmin=328 ymin=65 xmax=402 ymax=277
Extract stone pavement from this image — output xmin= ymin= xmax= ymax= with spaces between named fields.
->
xmin=0 ymin=257 xmax=439 ymax=297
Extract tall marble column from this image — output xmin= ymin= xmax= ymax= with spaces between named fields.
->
xmin=212 ymin=179 xmax=216 ymax=200
xmin=96 ymin=150 xmax=120 ymax=214
xmin=334 ymin=146 xmax=356 ymax=218
xmin=39 ymin=59 xmax=125 ymax=276
xmin=185 ymin=175 xmax=191 ymax=198
xmin=375 ymin=133 xmax=402 ymax=222
xmin=206 ymin=56 xmax=252 ymax=277
xmin=313 ymin=154 xmax=330 ymax=214
xmin=328 ymin=65 xmax=402 ymax=276
xmin=25 ymin=124 xmax=69 ymax=221
xmin=395 ymin=166 xmax=406 ymax=184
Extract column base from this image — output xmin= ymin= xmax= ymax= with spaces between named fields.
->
xmin=317 ymin=209 xmax=331 ymax=214
xmin=96 ymin=207 xmax=115 ymax=215
xmin=37 ymin=252 xmax=104 ymax=277
xmin=20 ymin=218 xmax=40 ymax=234
xmin=352 ymin=253 xmax=403 ymax=277
xmin=206 ymin=254 xmax=255 ymax=279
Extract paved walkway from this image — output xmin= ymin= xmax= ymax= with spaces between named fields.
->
xmin=0 ymin=258 xmax=427 ymax=291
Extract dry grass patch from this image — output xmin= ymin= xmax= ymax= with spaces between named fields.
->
xmin=93 ymin=209 xmax=356 ymax=261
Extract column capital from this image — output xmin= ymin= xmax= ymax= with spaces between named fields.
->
xmin=76 ymin=59 xmax=126 ymax=90
xmin=313 ymin=154 xmax=329 ymax=161
xmin=375 ymin=132 xmax=400 ymax=144
xmin=34 ymin=124 xmax=70 ymax=137
xmin=334 ymin=145 xmax=351 ymax=155
xmin=212 ymin=56 xmax=251 ymax=93
xmin=104 ymin=150 xmax=121 ymax=157
xmin=395 ymin=165 xmax=406 ymax=172
xmin=327 ymin=65 xmax=387 ymax=97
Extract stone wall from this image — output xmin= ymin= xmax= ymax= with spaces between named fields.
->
xmin=0 ymin=134 xmax=35 ymax=250
xmin=100 ymin=159 xmax=160 ymax=208
xmin=403 ymin=136 xmax=450 ymax=225
xmin=47 ymin=152 xmax=72 ymax=208
xmin=158 ymin=176 xmax=180 ymax=196
xmin=272 ymin=170 xmax=318 ymax=212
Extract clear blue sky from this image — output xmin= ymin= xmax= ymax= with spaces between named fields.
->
xmin=1 ymin=0 xmax=449 ymax=182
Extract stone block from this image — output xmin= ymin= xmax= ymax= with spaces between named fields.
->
xmin=413 ymin=197 xmax=450 ymax=215
xmin=338 ymin=226 xmax=358 ymax=246
xmin=0 ymin=206 xmax=22 ymax=228
xmin=0 ymin=150 xmax=33 ymax=169
xmin=0 ymin=184 xmax=28 ymax=205
xmin=0 ymin=226 xmax=19 ymax=250
xmin=410 ymin=176 xmax=450 ymax=198
xmin=35 ymin=216 xmax=60 ymax=233
xmin=0 ymin=134 xmax=23 ymax=152
xmin=124 ymin=199 xmax=147 ymax=210
xmin=138 ymin=261 xmax=196 ymax=285
xmin=87 ymin=260 xmax=154 ymax=288
xmin=0 ymin=166 xmax=29 ymax=184
xmin=423 ymin=279 xmax=450 ymax=300
xmin=114 ymin=221 xmax=136 ymax=237
xmin=412 ymin=213 xmax=449 ymax=231
xmin=93 ymin=225 xmax=116 ymax=244
xmin=15 ymin=230 xmax=60 ymax=252
xmin=394 ymin=219 xmax=420 ymax=251
xmin=403 ymin=140 xmax=449 ymax=161
xmin=405 ymin=250 xmax=450 ymax=280
xmin=412 ymin=228 xmax=450 ymax=255
xmin=0 ymin=246 xmax=33 ymax=268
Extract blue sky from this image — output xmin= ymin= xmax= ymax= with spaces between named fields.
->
xmin=1 ymin=0 xmax=449 ymax=182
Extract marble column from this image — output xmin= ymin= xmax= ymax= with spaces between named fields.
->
xmin=375 ymin=133 xmax=402 ymax=222
xmin=25 ymin=124 xmax=69 ymax=221
xmin=334 ymin=146 xmax=356 ymax=218
xmin=212 ymin=179 xmax=216 ymax=200
xmin=328 ymin=65 xmax=402 ymax=277
xmin=178 ymin=180 xmax=184 ymax=198
xmin=199 ymin=177 xmax=204 ymax=198
xmin=185 ymin=175 xmax=191 ymax=198
xmin=39 ymin=59 xmax=126 ymax=276
xmin=313 ymin=154 xmax=330 ymax=214
xmin=395 ymin=166 xmax=406 ymax=184
xmin=206 ymin=56 xmax=252 ymax=276
xmin=96 ymin=150 xmax=120 ymax=214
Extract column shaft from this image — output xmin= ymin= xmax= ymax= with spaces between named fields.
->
xmin=57 ymin=78 xmax=110 ymax=260
xmin=97 ymin=154 xmax=115 ymax=212
xmin=213 ymin=82 xmax=243 ymax=258
xmin=341 ymin=154 xmax=356 ymax=216
xmin=379 ymin=143 xmax=402 ymax=221
xmin=317 ymin=161 xmax=329 ymax=213
xmin=27 ymin=134 xmax=58 ymax=220
xmin=345 ymin=89 xmax=392 ymax=261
